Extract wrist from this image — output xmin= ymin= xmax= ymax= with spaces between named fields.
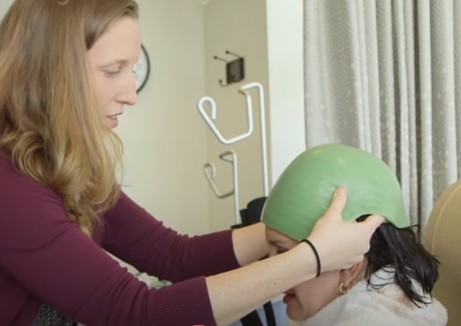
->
xmin=301 ymin=239 xmax=321 ymax=277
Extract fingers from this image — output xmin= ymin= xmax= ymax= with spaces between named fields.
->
xmin=363 ymin=214 xmax=386 ymax=231
xmin=324 ymin=187 xmax=348 ymax=218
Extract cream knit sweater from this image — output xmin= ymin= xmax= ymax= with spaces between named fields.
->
xmin=291 ymin=268 xmax=447 ymax=326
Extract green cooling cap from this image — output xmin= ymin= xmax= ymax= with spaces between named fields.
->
xmin=262 ymin=144 xmax=410 ymax=241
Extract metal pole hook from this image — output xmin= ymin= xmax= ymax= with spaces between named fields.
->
xmin=203 ymin=150 xmax=241 ymax=225
xmin=197 ymin=92 xmax=254 ymax=145
xmin=238 ymin=82 xmax=269 ymax=196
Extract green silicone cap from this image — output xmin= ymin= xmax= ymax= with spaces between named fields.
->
xmin=262 ymin=144 xmax=410 ymax=241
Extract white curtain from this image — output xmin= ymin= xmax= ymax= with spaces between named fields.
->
xmin=303 ymin=0 xmax=461 ymax=228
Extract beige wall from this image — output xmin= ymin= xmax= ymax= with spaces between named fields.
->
xmin=116 ymin=0 xmax=211 ymax=235
xmin=128 ymin=0 xmax=305 ymax=234
xmin=203 ymin=0 xmax=305 ymax=231
xmin=202 ymin=0 xmax=270 ymax=231
xmin=0 ymin=0 xmax=13 ymax=19
xmin=266 ymin=0 xmax=306 ymax=182
xmin=120 ymin=0 xmax=306 ymax=233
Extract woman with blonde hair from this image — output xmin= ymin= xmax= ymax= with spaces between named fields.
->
xmin=0 ymin=1 xmax=384 ymax=325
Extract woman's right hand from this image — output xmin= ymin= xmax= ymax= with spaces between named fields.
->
xmin=306 ymin=187 xmax=385 ymax=272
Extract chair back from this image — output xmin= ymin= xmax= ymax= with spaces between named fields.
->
xmin=424 ymin=180 xmax=461 ymax=326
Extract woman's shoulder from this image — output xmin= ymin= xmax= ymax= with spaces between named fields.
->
xmin=0 ymin=155 xmax=29 ymax=184
xmin=0 ymin=156 xmax=57 ymax=194
xmin=0 ymin=155 xmax=63 ymax=214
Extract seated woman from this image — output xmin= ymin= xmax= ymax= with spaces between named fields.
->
xmin=262 ymin=144 xmax=447 ymax=326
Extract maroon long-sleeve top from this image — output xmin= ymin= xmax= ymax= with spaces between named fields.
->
xmin=0 ymin=156 xmax=240 ymax=325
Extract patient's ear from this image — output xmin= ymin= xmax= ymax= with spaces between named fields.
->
xmin=339 ymin=258 xmax=368 ymax=287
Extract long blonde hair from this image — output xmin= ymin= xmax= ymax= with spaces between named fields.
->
xmin=0 ymin=0 xmax=139 ymax=235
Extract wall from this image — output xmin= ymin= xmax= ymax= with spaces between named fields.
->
xmin=0 ymin=0 xmax=13 ymax=19
xmin=116 ymin=0 xmax=211 ymax=235
xmin=203 ymin=0 xmax=305 ymax=231
xmin=266 ymin=0 xmax=306 ymax=183
xmin=202 ymin=0 xmax=270 ymax=230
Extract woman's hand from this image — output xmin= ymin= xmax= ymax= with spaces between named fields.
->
xmin=307 ymin=187 xmax=385 ymax=272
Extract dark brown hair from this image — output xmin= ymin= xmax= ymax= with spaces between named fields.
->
xmin=358 ymin=215 xmax=439 ymax=307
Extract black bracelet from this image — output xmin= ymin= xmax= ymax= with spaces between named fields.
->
xmin=301 ymin=239 xmax=321 ymax=277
